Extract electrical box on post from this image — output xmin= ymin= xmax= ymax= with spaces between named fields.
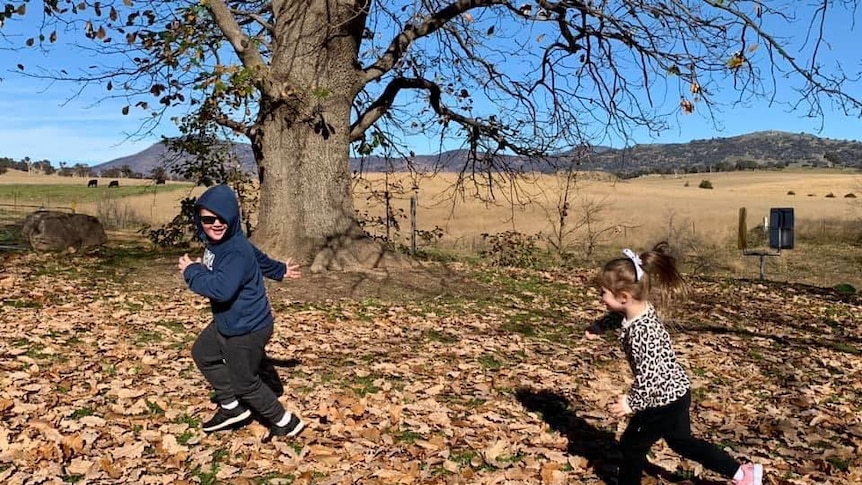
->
xmin=769 ymin=208 xmax=794 ymax=250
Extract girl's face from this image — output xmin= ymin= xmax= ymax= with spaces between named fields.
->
xmin=200 ymin=208 xmax=227 ymax=242
xmin=600 ymin=287 xmax=627 ymax=313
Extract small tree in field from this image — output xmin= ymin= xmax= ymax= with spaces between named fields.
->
xmin=542 ymin=148 xmax=635 ymax=259
xmin=3 ymin=1 xmax=861 ymax=270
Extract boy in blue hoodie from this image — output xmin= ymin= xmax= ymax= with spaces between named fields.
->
xmin=178 ymin=184 xmax=304 ymax=438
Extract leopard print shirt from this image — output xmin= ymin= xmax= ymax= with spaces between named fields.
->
xmin=620 ymin=305 xmax=690 ymax=412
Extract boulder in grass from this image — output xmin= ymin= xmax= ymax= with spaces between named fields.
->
xmin=21 ymin=211 xmax=107 ymax=251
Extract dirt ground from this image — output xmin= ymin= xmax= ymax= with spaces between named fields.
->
xmin=141 ymin=248 xmax=496 ymax=305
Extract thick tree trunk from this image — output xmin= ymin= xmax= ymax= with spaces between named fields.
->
xmin=247 ymin=1 xmax=407 ymax=272
xmin=252 ymin=101 xmax=384 ymax=271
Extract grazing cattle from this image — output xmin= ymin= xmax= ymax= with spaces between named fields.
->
xmin=108 ymin=180 xmax=119 ymax=188
xmin=155 ymin=178 xmax=166 ymax=185
xmin=87 ymin=179 xmax=98 ymax=188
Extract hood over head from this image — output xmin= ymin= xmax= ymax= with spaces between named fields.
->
xmin=195 ymin=184 xmax=242 ymax=243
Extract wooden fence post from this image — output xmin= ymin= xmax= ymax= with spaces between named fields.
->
xmin=410 ymin=194 xmax=417 ymax=255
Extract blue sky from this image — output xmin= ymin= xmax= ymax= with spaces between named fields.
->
xmin=1 ymin=2 xmax=861 ymax=166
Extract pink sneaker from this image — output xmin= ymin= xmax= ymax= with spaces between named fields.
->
xmin=733 ymin=463 xmax=763 ymax=485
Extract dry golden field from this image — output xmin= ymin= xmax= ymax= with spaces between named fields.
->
xmin=2 ymin=168 xmax=860 ymax=288
xmin=356 ymin=169 xmax=861 ymax=249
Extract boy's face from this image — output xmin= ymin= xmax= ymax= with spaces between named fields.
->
xmin=200 ymin=208 xmax=227 ymax=242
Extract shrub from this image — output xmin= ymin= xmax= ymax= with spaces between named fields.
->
xmin=480 ymin=231 xmax=542 ymax=268
xmin=825 ymin=192 xmax=836 ymax=198
xmin=844 ymin=193 xmax=857 ymax=198
xmin=834 ymin=283 xmax=857 ymax=295
xmin=786 ymin=190 xmax=795 ymax=195
xmin=683 ymin=181 xmax=690 ymax=187
xmin=139 ymin=196 xmax=197 ymax=248
xmin=698 ymin=179 xmax=713 ymax=189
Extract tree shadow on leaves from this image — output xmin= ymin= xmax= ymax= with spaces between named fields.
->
xmin=221 ymin=356 xmax=302 ymax=431
xmin=515 ymin=387 xmax=620 ymax=483
xmin=260 ymin=356 xmax=300 ymax=398
xmin=209 ymin=356 xmax=298 ymax=407
xmin=515 ymin=388 xmax=727 ymax=485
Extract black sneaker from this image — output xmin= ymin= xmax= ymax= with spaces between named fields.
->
xmin=201 ymin=406 xmax=252 ymax=433
xmin=267 ymin=413 xmax=305 ymax=440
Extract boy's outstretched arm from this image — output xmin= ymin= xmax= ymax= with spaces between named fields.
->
xmin=251 ymin=244 xmax=301 ymax=281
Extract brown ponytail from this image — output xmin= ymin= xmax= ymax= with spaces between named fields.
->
xmin=594 ymin=241 xmax=688 ymax=308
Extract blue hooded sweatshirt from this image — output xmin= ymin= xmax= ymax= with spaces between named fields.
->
xmin=183 ymin=184 xmax=287 ymax=336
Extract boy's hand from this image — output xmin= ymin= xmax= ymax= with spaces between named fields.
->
xmin=584 ymin=329 xmax=600 ymax=340
xmin=285 ymin=258 xmax=302 ymax=279
xmin=609 ymin=395 xmax=632 ymax=417
xmin=178 ymin=253 xmax=200 ymax=273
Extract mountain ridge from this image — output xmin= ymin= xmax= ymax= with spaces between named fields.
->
xmin=92 ymin=130 xmax=862 ymax=178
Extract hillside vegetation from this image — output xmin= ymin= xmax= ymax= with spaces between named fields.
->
xmin=14 ymin=130 xmax=857 ymax=179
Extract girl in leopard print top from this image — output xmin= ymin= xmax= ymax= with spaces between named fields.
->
xmin=587 ymin=242 xmax=763 ymax=485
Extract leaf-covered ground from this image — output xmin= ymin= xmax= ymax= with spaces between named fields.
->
xmin=0 ymin=247 xmax=859 ymax=484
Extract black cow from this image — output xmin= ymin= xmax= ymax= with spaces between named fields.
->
xmin=87 ymin=179 xmax=98 ymax=188
xmin=108 ymin=180 xmax=119 ymax=188
xmin=155 ymin=178 xmax=166 ymax=185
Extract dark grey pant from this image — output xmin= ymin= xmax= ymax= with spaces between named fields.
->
xmin=191 ymin=321 xmax=285 ymax=424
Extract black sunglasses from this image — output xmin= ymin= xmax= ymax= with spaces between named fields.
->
xmin=200 ymin=215 xmax=225 ymax=225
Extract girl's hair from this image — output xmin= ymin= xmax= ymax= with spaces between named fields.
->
xmin=594 ymin=241 xmax=687 ymax=307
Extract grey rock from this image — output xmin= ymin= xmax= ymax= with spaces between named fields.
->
xmin=21 ymin=211 xmax=107 ymax=251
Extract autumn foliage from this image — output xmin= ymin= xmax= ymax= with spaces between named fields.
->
xmin=0 ymin=248 xmax=859 ymax=484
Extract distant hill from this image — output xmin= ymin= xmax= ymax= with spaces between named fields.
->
xmin=92 ymin=130 xmax=862 ymax=178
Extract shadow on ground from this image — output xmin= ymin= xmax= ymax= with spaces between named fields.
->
xmin=515 ymin=388 xmax=727 ymax=485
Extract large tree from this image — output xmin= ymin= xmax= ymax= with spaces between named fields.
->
xmin=2 ymin=1 xmax=860 ymax=269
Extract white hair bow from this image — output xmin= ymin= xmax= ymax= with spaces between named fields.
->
xmin=622 ymin=248 xmax=644 ymax=281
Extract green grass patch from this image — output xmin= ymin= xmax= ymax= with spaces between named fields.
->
xmin=478 ymin=353 xmax=503 ymax=370
xmin=747 ymin=348 xmax=764 ymax=361
xmin=350 ymin=374 xmax=380 ymax=397
xmin=2 ymin=298 xmax=42 ymax=309
xmin=176 ymin=430 xmax=196 ymax=445
xmin=0 ymin=183 xmax=188 ymax=206
xmin=829 ymin=341 xmax=860 ymax=355
xmin=155 ymin=319 xmax=186 ymax=334
xmin=395 ymin=428 xmax=423 ymax=444
xmin=471 ymin=270 xmax=571 ymax=301
xmin=135 ymin=330 xmax=163 ymax=345
xmin=70 ymin=407 xmax=95 ymax=419
xmin=502 ymin=313 xmax=538 ymax=337
xmin=253 ymin=472 xmax=297 ymax=484
xmin=422 ymin=329 xmax=460 ymax=344
xmin=174 ymin=413 xmax=201 ymax=428
xmin=357 ymin=298 xmax=385 ymax=321
xmin=146 ymin=400 xmax=165 ymax=415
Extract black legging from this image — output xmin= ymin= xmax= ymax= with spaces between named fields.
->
xmin=618 ymin=391 xmax=740 ymax=484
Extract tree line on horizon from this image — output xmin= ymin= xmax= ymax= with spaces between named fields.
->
xmin=0 ymin=150 xmax=850 ymax=183
xmin=0 ymin=157 xmax=169 ymax=181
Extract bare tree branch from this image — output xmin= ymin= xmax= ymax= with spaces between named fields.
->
xmin=360 ymin=0 xmax=509 ymax=85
